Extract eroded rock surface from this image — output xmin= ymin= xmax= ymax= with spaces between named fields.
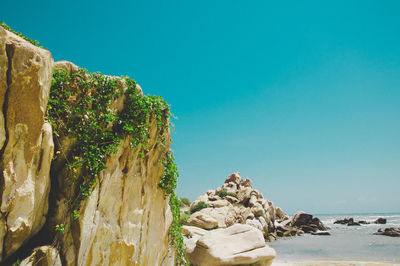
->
xmin=48 ymin=63 xmax=174 ymax=266
xmin=0 ymin=26 xmax=54 ymax=261
xmin=20 ymin=245 xmax=62 ymax=266
xmin=188 ymin=224 xmax=276 ymax=266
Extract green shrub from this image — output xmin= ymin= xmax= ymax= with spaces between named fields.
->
xmin=190 ymin=201 xmax=209 ymax=214
xmin=179 ymin=211 xmax=191 ymax=225
xmin=0 ymin=21 xmax=46 ymax=49
xmin=227 ymin=192 xmax=238 ymax=198
xmin=218 ymin=188 xmax=237 ymax=198
xmin=48 ymin=68 xmax=188 ymax=265
xmin=218 ymin=188 xmax=228 ymax=197
xmin=180 ymin=197 xmax=191 ymax=207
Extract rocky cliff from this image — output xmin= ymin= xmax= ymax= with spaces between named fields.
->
xmin=0 ymin=24 xmax=183 ymax=265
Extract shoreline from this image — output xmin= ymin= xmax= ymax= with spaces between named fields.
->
xmin=272 ymin=258 xmax=400 ymax=266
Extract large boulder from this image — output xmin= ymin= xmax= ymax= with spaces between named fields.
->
xmin=0 ymin=26 xmax=54 ymax=261
xmin=187 ymin=211 xmax=219 ymax=230
xmin=291 ymin=211 xmax=327 ymax=231
xmin=188 ymin=224 xmax=276 ymax=266
xmin=189 ymin=206 xmax=236 ymax=228
xmin=20 ymin=246 xmax=62 ymax=266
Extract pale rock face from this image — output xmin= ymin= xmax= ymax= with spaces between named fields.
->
xmin=45 ymin=61 xmax=175 ymax=266
xmin=0 ymin=26 xmax=54 ymax=261
xmin=190 ymin=194 xmax=210 ymax=209
xmin=187 ymin=210 xmax=219 ymax=230
xmin=209 ymin=199 xmax=230 ymax=208
xmin=51 ymin=124 xmax=173 ymax=266
xmin=20 ymin=245 xmax=62 ymax=266
xmin=182 ymin=225 xmax=208 ymax=254
xmin=188 ymin=224 xmax=276 ymax=266
xmin=246 ymin=218 xmax=264 ymax=232
xmin=237 ymin=186 xmax=253 ymax=204
xmin=221 ymin=181 xmax=238 ymax=194
xmin=224 ymin=172 xmax=241 ymax=185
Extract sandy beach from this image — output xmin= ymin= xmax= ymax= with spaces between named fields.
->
xmin=272 ymin=260 xmax=400 ymax=266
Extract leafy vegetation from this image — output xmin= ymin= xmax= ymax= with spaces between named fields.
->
xmin=190 ymin=201 xmax=210 ymax=214
xmin=218 ymin=188 xmax=237 ymax=198
xmin=179 ymin=211 xmax=191 ymax=225
xmin=48 ymin=68 xmax=187 ymax=265
xmin=0 ymin=21 xmax=46 ymax=49
xmin=180 ymin=197 xmax=191 ymax=207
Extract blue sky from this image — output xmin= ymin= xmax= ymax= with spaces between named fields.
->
xmin=3 ymin=0 xmax=400 ymax=214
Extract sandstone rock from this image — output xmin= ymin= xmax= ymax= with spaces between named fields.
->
xmin=193 ymin=206 xmax=236 ymax=228
xmin=275 ymin=207 xmax=289 ymax=221
xmin=225 ymin=195 xmax=239 ymax=204
xmin=182 ymin=225 xmax=208 ymax=254
xmin=187 ymin=211 xmax=218 ymax=230
xmin=188 ymin=224 xmax=276 ymax=266
xmin=20 ymin=245 xmax=62 ymax=266
xmin=237 ymin=186 xmax=252 ymax=205
xmin=224 ymin=172 xmax=241 ymax=185
xmin=191 ymin=194 xmax=210 ymax=209
xmin=249 ymin=194 xmax=258 ymax=207
xmin=220 ymin=183 xmax=238 ymax=195
xmin=0 ymin=26 xmax=54 ymax=261
xmin=252 ymin=203 xmax=266 ymax=218
xmin=240 ymin=178 xmax=252 ymax=187
xmin=246 ymin=218 xmax=264 ymax=232
xmin=209 ymin=199 xmax=230 ymax=208
xmin=54 ymin=60 xmax=79 ymax=73
xmin=265 ymin=201 xmax=276 ymax=223
xmin=47 ymin=63 xmax=174 ymax=265
xmin=182 ymin=225 xmax=208 ymax=237
xmin=234 ymin=205 xmax=255 ymax=224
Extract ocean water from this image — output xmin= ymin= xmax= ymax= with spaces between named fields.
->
xmin=269 ymin=213 xmax=400 ymax=263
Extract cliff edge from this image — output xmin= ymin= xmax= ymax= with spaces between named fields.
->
xmin=0 ymin=24 xmax=184 ymax=265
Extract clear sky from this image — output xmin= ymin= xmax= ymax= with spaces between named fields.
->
xmin=3 ymin=0 xmax=400 ymax=214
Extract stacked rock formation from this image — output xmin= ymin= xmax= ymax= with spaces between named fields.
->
xmin=182 ymin=172 xmax=329 ymax=265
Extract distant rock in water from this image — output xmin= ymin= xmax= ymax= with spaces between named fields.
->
xmin=374 ymin=218 xmax=387 ymax=224
xmin=334 ymin=217 xmax=385 ymax=226
xmin=182 ymin=172 xmax=329 ymax=265
xmin=374 ymin=228 xmax=400 ymax=237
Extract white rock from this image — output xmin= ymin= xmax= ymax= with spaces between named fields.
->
xmin=188 ymin=224 xmax=276 ymax=266
xmin=187 ymin=211 xmax=218 ymax=229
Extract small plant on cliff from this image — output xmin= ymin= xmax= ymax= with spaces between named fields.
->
xmin=190 ymin=201 xmax=210 ymax=214
xmin=48 ymin=68 xmax=188 ymax=265
xmin=0 ymin=21 xmax=46 ymax=49
xmin=179 ymin=211 xmax=191 ymax=225
xmin=218 ymin=188 xmax=237 ymax=198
